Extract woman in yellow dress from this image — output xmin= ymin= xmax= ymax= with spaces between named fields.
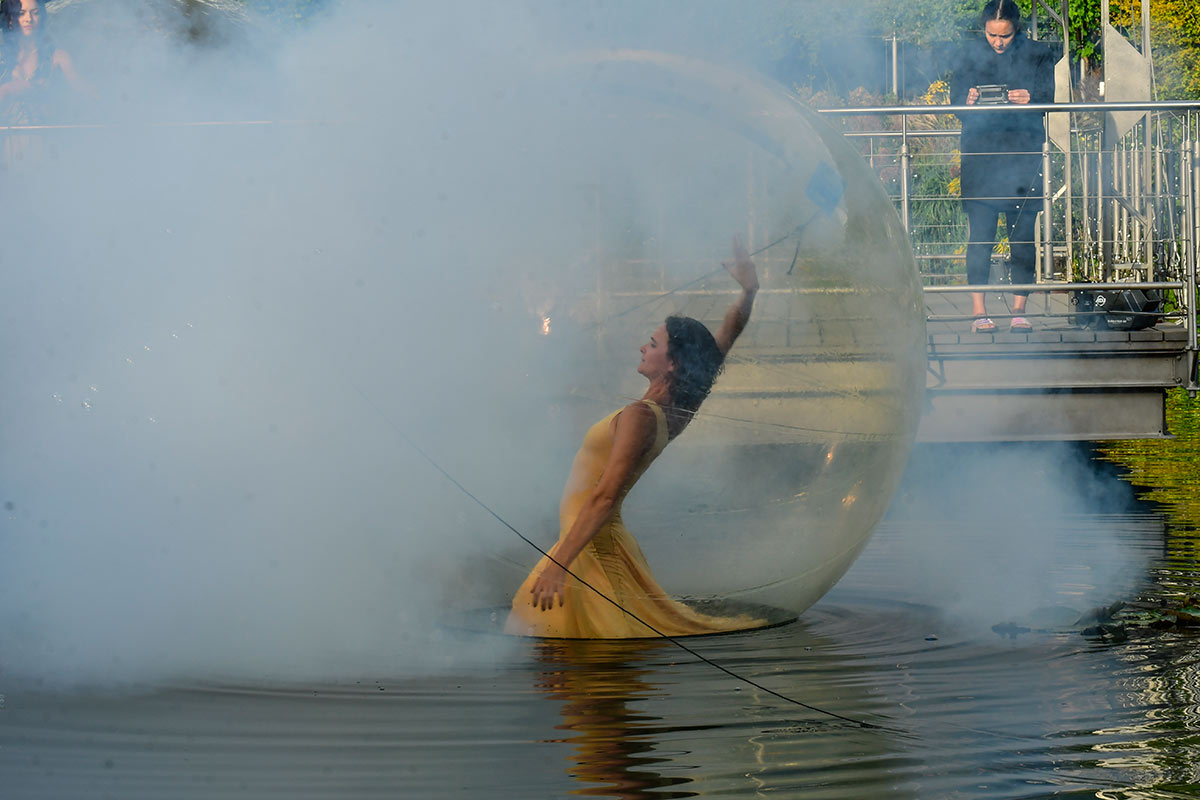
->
xmin=505 ymin=236 xmax=760 ymax=638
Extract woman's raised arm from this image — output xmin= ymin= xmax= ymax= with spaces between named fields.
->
xmin=713 ymin=234 xmax=759 ymax=356
xmin=53 ymin=49 xmax=90 ymax=95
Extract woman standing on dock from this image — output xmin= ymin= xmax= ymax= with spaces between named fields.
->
xmin=505 ymin=236 xmax=762 ymax=639
xmin=951 ymin=0 xmax=1055 ymax=333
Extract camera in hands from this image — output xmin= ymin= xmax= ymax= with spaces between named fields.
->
xmin=975 ymin=84 xmax=1009 ymax=105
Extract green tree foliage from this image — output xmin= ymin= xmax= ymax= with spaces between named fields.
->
xmin=787 ymin=0 xmax=1037 ymax=56
xmin=1066 ymin=0 xmax=1104 ymax=61
xmin=867 ymin=0 xmax=989 ymax=45
xmin=783 ymin=0 xmax=1197 ymax=100
xmin=1101 ymin=389 xmax=1200 ymax=538
xmin=1111 ymin=0 xmax=1200 ymax=99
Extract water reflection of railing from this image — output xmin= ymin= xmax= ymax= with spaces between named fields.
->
xmin=819 ymin=100 xmax=1200 ymax=390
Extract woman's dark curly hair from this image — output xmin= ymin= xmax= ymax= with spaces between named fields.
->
xmin=0 ymin=0 xmax=53 ymax=69
xmin=664 ymin=315 xmax=725 ymax=413
xmin=0 ymin=0 xmax=47 ymax=31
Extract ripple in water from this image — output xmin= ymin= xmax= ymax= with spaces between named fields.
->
xmin=4 ymin=509 xmax=1200 ymax=799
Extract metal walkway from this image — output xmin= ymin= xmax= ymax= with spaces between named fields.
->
xmin=919 ymin=289 xmax=1192 ymax=442
xmin=817 ymin=97 xmax=1200 ymax=443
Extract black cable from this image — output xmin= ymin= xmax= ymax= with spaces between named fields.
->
xmin=785 ymin=240 xmax=802 ymax=276
xmin=349 ymin=382 xmax=891 ymax=732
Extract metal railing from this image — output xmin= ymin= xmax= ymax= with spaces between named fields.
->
xmin=819 ymin=100 xmax=1200 ymax=391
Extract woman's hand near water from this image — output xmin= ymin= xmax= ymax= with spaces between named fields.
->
xmin=527 ymin=403 xmax=656 ymax=612
xmin=529 ymin=559 xmax=569 ymax=610
xmin=714 ymin=234 xmax=759 ymax=356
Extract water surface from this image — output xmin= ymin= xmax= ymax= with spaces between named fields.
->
xmin=4 ymin=444 xmax=1200 ymax=798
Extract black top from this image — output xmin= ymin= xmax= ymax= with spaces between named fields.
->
xmin=949 ymin=33 xmax=1056 ymax=201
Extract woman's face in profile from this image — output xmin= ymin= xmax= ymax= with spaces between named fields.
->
xmin=985 ymin=19 xmax=1016 ymax=54
xmin=15 ymin=0 xmax=42 ymax=36
xmin=637 ymin=324 xmax=673 ymax=382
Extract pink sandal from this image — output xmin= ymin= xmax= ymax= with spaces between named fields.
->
xmin=1009 ymin=317 xmax=1033 ymax=332
xmin=971 ymin=317 xmax=997 ymax=333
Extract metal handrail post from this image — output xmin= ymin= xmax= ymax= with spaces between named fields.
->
xmin=1082 ymin=136 xmax=1092 ymax=278
xmin=900 ymin=114 xmax=911 ymax=234
xmin=1042 ymin=138 xmax=1053 ymax=281
xmin=1145 ymin=114 xmax=1155 ymax=280
xmin=1123 ymin=141 xmax=1132 ymax=268
xmin=1186 ymin=115 xmax=1194 ymax=278
xmin=1114 ymin=140 xmax=1122 ymax=264
xmin=1188 ymin=117 xmax=1195 ymax=293
xmin=1100 ymin=129 xmax=1110 ymax=280
xmin=1064 ymin=122 xmax=1075 ymax=281
xmin=1191 ymin=135 xmax=1200 ymax=392
xmin=1060 ymin=0 xmax=1073 ymax=279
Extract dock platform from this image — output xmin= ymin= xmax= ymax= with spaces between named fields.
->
xmin=920 ymin=290 xmax=1193 ymax=442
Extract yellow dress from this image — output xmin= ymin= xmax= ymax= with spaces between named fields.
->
xmin=505 ymin=400 xmax=760 ymax=639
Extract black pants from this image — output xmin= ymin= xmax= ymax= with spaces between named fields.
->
xmin=963 ymin=196 xmax=1041 ymax=295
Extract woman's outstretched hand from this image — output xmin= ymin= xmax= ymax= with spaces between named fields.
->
xmin=723 ymin=234 xmax=759 ymax=293
xmin=714 ymin=234 xmax=760 ymax=356
xmin=530 ymin=560 xmax=568 ymax=611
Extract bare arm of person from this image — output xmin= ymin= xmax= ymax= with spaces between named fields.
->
xmin=713 ymin=234 xmax=760 ymax=357
xmin=53 ymin=49 xmax=91 ymax=95
xmin=0 ymin=77 xmax=32 ymax=102
xmin=529 ymin=402 xmax=658 ymax=610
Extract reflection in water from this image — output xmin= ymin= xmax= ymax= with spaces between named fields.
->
xmin=1102 ymin=390 xmax=1200 ymax=535
xmin=1101 ymin=400 xmax=1200 ymax=612
xmin=1089 ymin=640 xmax=1200 ymax=795
xmin=533 ymin=638 xmax=698 ymax=799
xmin=8 ymin=452 xmax=1200 ymax=797
xmin=1093 ymin=397 xmax=1200 ymax=796
xmin=525 ymin=617 xmax=917 ymax=800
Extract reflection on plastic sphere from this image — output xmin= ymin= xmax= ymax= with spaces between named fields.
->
xmin=486 ymin=51 xmax=925 ymax=620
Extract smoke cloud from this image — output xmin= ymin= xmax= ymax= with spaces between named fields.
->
xmin=872 ymin=442 xmax=1152 ymax=633
xmin=0 ymin=0 xmax=831 ymax=686
xmin=5 ymin=1 xmax=1114 ymax=688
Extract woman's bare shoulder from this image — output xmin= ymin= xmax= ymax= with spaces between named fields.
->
xmin=612 ymin=401 xmax=658 ymax=436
